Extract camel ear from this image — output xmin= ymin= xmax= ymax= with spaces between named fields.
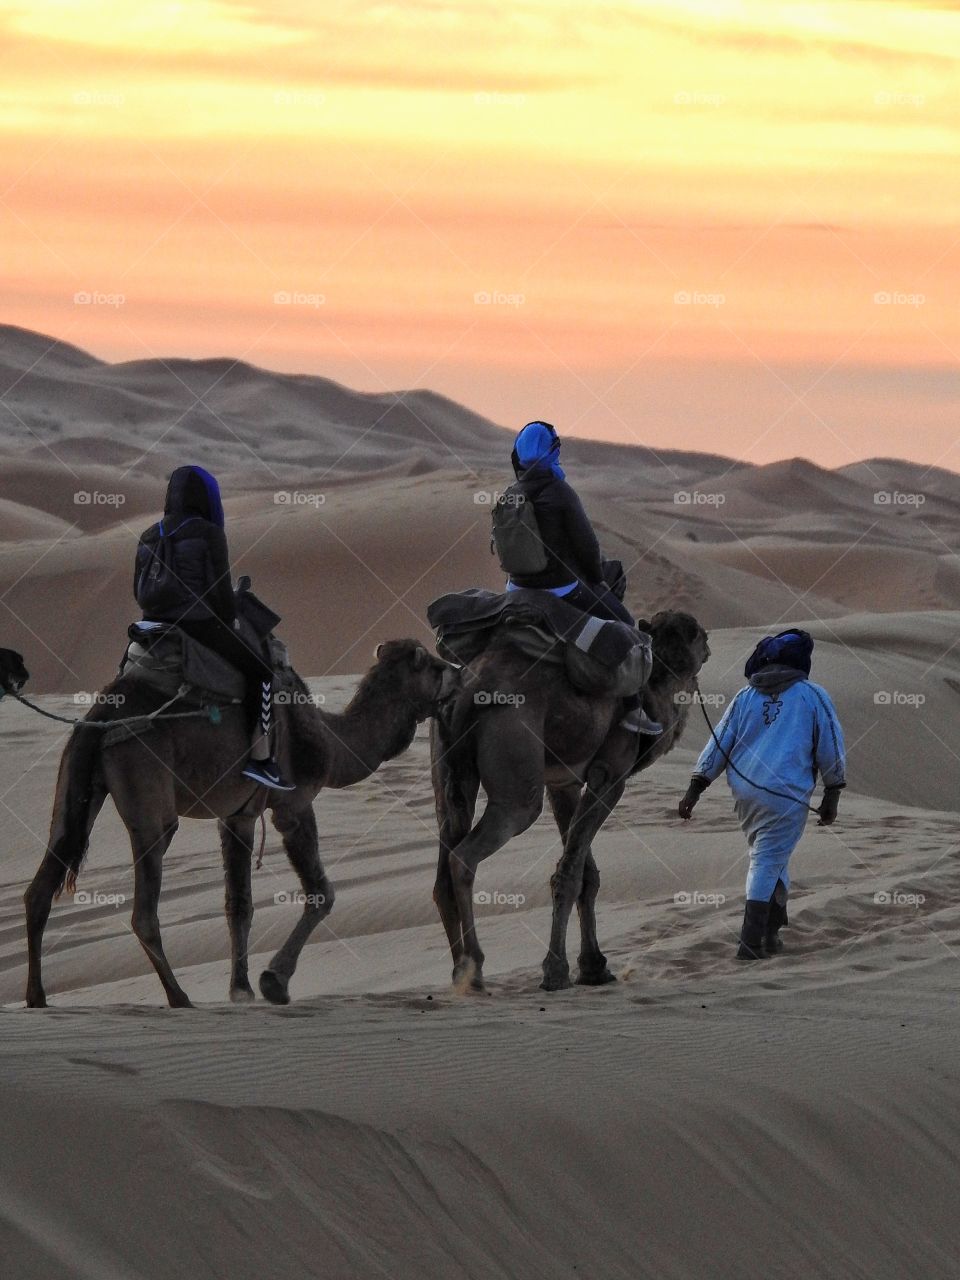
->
xmin=636 ymin=618 xmax=652 ymax=633
xmin=374 ymin=643 xmax=385 ymax=661
xmin=412 ymin=645 xmax=428 ymax=671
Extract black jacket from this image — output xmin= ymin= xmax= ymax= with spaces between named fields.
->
xmin=134 ymin=466 xmax=235 ymax=624
xmin=506 ymin=463 xmax=604 ymax=590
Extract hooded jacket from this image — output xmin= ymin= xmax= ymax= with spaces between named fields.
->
xmin=134 ymin=466 xmax=236 ymax=624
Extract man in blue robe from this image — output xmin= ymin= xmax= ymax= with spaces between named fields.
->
xmin=678 ymin=629 xmax=845 ymax=959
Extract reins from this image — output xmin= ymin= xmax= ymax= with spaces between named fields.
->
xmin=5 ymin=687 xmax=223 ymax=731
xmin=691 ymin=679 xmax=821 ymax=815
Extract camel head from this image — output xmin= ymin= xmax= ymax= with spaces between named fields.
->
xmin=373 ymin=639 xmax=458 ymax=721
xmin=0 ymin=648 xmax=29 ymax=695
xmin=638 ymin=612 xmax=709 ymax=686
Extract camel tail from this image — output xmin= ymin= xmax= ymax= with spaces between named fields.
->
xmin=48 ymin=725 xmax=105 ymax=898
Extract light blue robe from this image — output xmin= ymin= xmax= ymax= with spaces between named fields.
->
xmin=693 ymin=680 xmax=846 ymax=900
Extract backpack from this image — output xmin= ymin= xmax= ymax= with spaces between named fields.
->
xmin=490 ymin=482 xmax=549 ymax=576
xmin=134 ymin=520 xmax=190 ymax=618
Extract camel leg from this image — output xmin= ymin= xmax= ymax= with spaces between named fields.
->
xmin=548 ymin=785 xmax=613 ymax=984
xmin=449 ymin=797 xmax=541 ymax=992
xmin=24 ymin=847 xmax=68 ymax=1008
xmin=129 ymin=820 xmax=193 ymax=1009
xmin=259 ymin=805 xmax=333 ymax=1006
xmin=219 ymin=816 xmax=256 ymax=1003
xmin=542 ymin=761 xmax=627 ymax=991
xmin=431 ymin=729 xmax=480 ymax=967
xmin=575 ymin=850 xmax=615 ymax=985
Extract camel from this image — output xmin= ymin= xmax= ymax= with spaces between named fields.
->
xmin=25 ymin=639 xmax=455 ymax=1009
xmin=430 ymin=610 xmax=709 ymax=992
xmin=0 ymin=648 xmax=29 ymax=694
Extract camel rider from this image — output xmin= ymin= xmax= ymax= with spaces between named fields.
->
xmin=133 ymin=465 xmax=293 ymax=791
xmin=678 ymin=629 xmax=845 ymax=959
xmin=505 ymin=421 xmax=660 ymax=735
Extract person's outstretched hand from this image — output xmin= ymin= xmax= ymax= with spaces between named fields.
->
xmin=817 ymin=786 xmax=842 ymax=827
xmin=678 ymin=775 xmax=709 ymax=820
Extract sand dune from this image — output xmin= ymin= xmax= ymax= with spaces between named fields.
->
xmin=2 ymin=325 xmax=960 ymax=1278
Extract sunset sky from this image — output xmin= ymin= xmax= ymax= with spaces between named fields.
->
xmin=2 ymin=0 xmax=959 ymax=467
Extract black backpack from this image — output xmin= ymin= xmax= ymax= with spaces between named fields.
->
xmin=134 ymin=521 xmax=189 ymax=617
xmin=490 ymin=482 xmax=549 ymax=576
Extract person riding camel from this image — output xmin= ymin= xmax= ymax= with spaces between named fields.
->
xmin=678 ymin=628 xmax=845 ymax=959
xmin=503 ymin=420 xmax=660 ymax=735
xmin=133 ymin=465 xmax=293 ymax=791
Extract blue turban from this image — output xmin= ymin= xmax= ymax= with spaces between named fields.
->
xmin=744 ymin=629 xmax=813 ymax=678
xmin=512 ymin=421 xmax=565 ymax=480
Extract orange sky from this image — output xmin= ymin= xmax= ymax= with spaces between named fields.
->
xmin=2 ymin=0 xmax=959 ymax=467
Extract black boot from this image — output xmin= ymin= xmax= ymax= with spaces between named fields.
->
xmin=241 ymin=680 xmax=294 ymax=791
xmin=765 ymin=880 xmax=788 ymax=955
xmin=736 ymin=899 xmax=771 ymax=961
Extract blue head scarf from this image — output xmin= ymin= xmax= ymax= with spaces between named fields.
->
xmin=744 ymin=629 xmax=813 ymax=678
xmin=512 ymin=421 xmax=565 ymax=480
xmin=163 ymin=465 xmax=225 ymax=528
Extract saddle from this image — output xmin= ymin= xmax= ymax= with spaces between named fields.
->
xmin=427 ymin=587 xmax=652 ymax=698
xmin=120 ymin=580 xmax=292 ymax=706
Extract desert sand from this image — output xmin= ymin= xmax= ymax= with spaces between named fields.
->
xmin=1 ymin=326 xmax=959 ymax=1278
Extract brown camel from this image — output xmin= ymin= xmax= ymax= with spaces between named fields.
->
xmin=25 ymin=639 xmax=455 ymax=1009
xmin=430 ymin=610 xmax=709 ymax=991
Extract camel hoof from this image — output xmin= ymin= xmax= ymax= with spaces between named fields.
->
xmin=25 ymin=991 xmax=47 ymax=1009
xmin=452 ymin=958 xmax=485 ymax=995
xmin=259 ymin=970 xmax=291 ymax=1005
xmin=230 ymin=985 xmax=256 ymax=1004
xmin=540 ymin=969 xmax=573 ymax=992
xmin=167 ymin=994 xmax=194 ymax=1010
xmin=576 ymin=967 xmax=617 ymax=986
